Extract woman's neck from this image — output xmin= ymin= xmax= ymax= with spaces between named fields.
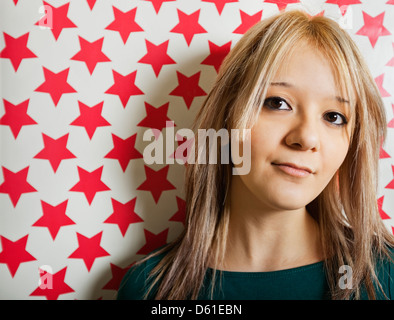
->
xmin=216 ymin=177 xmax=323 ymax=272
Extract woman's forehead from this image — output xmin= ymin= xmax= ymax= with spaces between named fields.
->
xmin=269 ymin=43 xmax=350 ymax=101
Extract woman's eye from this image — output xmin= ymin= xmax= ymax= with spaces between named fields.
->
xmin=263 ymin=97 xmax=291 ymax=110
xmin=324 ymin=112 xmax=348 ymax=126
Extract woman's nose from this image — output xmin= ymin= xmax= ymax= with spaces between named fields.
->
xmin=285 ymin=115 xmax=321 ymax=152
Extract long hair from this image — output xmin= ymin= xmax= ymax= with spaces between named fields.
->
xmin=136 ymin=10 xmax=394 ymax=300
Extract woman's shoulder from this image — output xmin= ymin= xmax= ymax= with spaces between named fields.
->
xmin=117 ymin=245 xmax=169 ymax=300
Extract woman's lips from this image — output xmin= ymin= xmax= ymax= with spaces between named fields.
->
xmin=272 ymin=162 xmax=313 ymax=178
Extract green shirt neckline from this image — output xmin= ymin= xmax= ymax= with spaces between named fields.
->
xmin=207 ymin=260 xmax=325 ymax=278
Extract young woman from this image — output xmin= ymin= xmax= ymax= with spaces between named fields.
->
xmin=117 ymin=10 xmax=394 ymax=300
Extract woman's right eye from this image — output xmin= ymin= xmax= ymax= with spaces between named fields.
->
xmin=263 ymin=97 xmax=291 ymax=110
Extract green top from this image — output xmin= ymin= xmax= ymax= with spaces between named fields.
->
xmin=117 ymin=246 xmax=394 ymax=300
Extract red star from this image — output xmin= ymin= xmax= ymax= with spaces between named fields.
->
xmin=388 ymin=0 xmax=394 ymax=4
xmin=380 ymin=145 xmax=390 ymax=159
xmin=30 ymin=267 xmax=74 ymax=300
xmin=0 ymin=167 xmax=37 ymax=207
xmin=263 ymin=0 xmax=300 ymax=10
xmin=201 ymin=40 xmax=232 ymax=73
xmin=35 ymin=2 xmax=77 ymax=41
xmin=380 ymin=149 xmax=390 ymax=159
xmin=386 ymin=165 xmax=394 ymax=189
xmin=202 ymin=0 xmax=238 ymax=14
xmin=105 ymin=70 xmax=144 ymax=108
xmin=170 ymin=9 xmax=208 ymax=46
xmin=34 ymin=67 xmax=76 ymax=106
xmin=136 ymin=228 xmax=169 ymax=255
xmin=374 ymin=74 xmax=390 ymax=98
xmin=233 ymin=10 xmax=263 ymax=34
xmin=102 ymin=263 xmax=132 ymax=291
xmin=13 ymin=0 xmax=18 ymax=5
xmin=143 ymin=0 xmax=176 ymax=13
xmin=86 ymin=0 xmax=97 ymax=10
xmin=104 ymin=133 xmax=143 ymax=172
xmin=137 ymin=165 xmax=176 ymax=203
xmin=69 ymin=166 xmax=110 ymax=205
xmin=71 ymin=37 xmax=110 ymax=74
xmin=138 ymin=40 xmax=176 ymax=77
xmin=104 ymin=198 xmax=143 ymax=236
xmin=70 ymin=101 xmax=110 ymax=139
xmin=356 ymin=12 xmax=391 ymax=48
xmin=137 ymin=102 xmax=174 ymax=137
xmin=33 ymin=133 xmax=76 ymax=172
xmin=0 ymin=99 xmax=37 ymax=139
xmin=0 ymin=33 xmax=37 ymax=71
xmin=379 ymin=134 xmax=390 ymax=159
xmin=105 ymin=7 xmax=143 ymax=44
xmin=325 ymin=0 xmax=361 ymax=15
xmin=0 ymin=235 xmax=36 ymax=277
xmin=68 ymin=231 xmax=110 ymax=271
xmin=388 ymin=104 xmax=394 ymax=128
xmin=32 ymin=200 xmax=76 ymax=240
xmin=169 ymin=71 xmax=206 ymax=109
xmin=377 ymin=196 xmax=391 ymax=220
xmin=169 ymin=196 xmax=186 ymax=225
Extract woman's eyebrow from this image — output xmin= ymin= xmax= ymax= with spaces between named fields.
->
xmin=269 ymin=81 xmax=350 ymax=104
xmin=270 ymin=81 xmax=293 ymax=88
xmin=335 ymin=96 xmax=350 ymax=104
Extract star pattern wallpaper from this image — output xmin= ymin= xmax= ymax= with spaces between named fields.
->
xmin=0 ymin=0 xmax=394 ymax=300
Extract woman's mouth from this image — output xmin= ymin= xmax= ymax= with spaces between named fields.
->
xmin=272 ymin=162 xmax=313 ymax=178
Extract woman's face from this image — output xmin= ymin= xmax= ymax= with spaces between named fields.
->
xmin=235 ymin=42 xmax=353 ymax=211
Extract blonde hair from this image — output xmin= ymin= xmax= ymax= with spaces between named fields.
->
xmin=134 ymin=10 xmax=394 ymax=300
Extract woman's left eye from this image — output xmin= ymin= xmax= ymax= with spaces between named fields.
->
xmin=323 ymin=112 xmax=348 ymax=126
